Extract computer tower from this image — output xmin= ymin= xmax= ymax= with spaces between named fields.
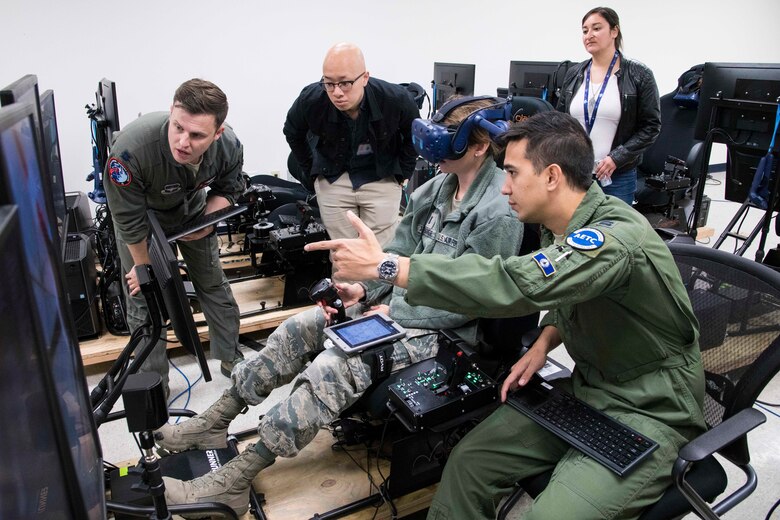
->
xmin=65 ymin=191 xmax=93 ymax=234
xmin=64 ymin=233 xmax=100 ymax=339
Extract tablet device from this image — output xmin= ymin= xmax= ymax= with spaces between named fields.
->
xmin=324 ymin=313 xmax=406 ymax=355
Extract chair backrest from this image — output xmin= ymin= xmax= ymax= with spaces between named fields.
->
xmin=477 ymin=223 xmax=542 ymax=361
xmin=509 ymin=96 xmax=555 ymax=122
xmin=668 ymin=243 xmax=780 ymax=465
xmin=640 ymin=92 xmax=704 ymax=178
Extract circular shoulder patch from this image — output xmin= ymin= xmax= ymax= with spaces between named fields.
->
xmin=108 ymin=157 xmax=132 ymax=186
xmin=565 ymin=227 xmax=605 ymax=251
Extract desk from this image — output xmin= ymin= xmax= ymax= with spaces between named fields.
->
xmin=78 ymin=276 xmax=313 ymax=367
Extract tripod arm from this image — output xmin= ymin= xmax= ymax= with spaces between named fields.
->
xmin=92 ymin=265 xmax=163 ymax=426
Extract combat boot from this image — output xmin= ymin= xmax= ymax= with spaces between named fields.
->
xmin=154 ymin=389 xmax=246 ymax=452
xmin=163 ymin=444 xmax=270 ymax=517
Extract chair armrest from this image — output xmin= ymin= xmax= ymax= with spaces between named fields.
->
xmin=678 ymin=408 xmax=766 ymax=463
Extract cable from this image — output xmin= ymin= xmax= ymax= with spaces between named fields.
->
xmin=755 ymin=403 xmax=780 ymax=420
xmin=166 ymin=357 xmax=203 ymax=422
xmin=756 ymin=400 xmax=780 ymax=407
xmin=375 ymin=413 xmax=398 ymax=519
xmin=767 ymin=497 xmax=780 ymax=520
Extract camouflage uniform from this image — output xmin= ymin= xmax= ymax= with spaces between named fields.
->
xmin=232 ymin=157 xmax=523 ymax=457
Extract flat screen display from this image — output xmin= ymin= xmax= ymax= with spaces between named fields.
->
xmin=325 ymin=313 xmax=406 ymax=353
xmin=0 ymin=104 xmax=104 ymax=519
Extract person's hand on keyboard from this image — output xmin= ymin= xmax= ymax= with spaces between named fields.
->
xmin=179 ymin=224 xmax=214 ymax=241
xmin=501 ymin=346 xmax=548 ymax=402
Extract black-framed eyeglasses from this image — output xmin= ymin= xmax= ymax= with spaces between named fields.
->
xmin=320 ymin=72 xmax=366 ymax=93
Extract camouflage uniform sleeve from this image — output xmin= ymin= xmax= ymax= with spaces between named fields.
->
xmin=104 ymin=152 xmax=148 ymax=244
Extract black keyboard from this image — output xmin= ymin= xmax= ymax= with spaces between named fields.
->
xmin=165 ymin=204 xmax=249 ymax=242
xmin=506 ymin=377 xmax=658 ymax=476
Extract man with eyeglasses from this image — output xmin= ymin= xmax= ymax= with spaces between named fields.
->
xmin=283 ymin=42 xmax=420 ymax=246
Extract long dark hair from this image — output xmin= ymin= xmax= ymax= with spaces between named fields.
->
xmin=582 ymin=7 xmax=622 ymax=52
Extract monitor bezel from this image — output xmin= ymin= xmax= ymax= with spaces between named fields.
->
xmin=39 ymin=89 xmax=70 ymax=258
xmin=98 ymin=77 xmax=120 ymax=133
xmin=147 ymin=210 xmax=212 ymax=381
xmin=693 ymin=62 xmax=780 ymax=140
xmin=433 ymin=62 xmax=476 ymax=111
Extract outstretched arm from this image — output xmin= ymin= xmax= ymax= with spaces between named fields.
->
xmin=306 ymin=210 xmax=412 ymax=286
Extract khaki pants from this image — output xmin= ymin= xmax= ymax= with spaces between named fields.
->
xmin=314 ymin=173 xmax=401 ymax=247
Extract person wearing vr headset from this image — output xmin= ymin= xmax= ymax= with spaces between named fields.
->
xmin=557 ymin=6 xmax=661 ymax=206
xmin=283 ymin=42 xmax=420 ymax=246
xmin=307 ymin=111 xmax=705 ymax=520
xmin=156 ymin=97 xmax=523 ymax=517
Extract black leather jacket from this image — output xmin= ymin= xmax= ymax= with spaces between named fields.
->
xmin=283 ymin=77 xmax=419 ymax=192
xmin=557 ymin=53 xmax=661 ymax=173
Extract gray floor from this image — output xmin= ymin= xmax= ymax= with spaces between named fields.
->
xmin=86 ymin=168 xmax=780 ymax=519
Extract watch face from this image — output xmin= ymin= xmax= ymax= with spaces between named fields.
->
xmin=379 ymin=259 xmax=398 ymax=280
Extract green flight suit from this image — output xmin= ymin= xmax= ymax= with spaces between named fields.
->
xmin=104 ymin=112 xmax=245 ymax=387
xmin=413 ymin=184 xmax=707 ymax=520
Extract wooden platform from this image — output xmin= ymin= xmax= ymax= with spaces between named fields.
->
xmin=113 ymin=431 xmax=436 ymax=520
xmin=238 ymin=432 xmax=435 ymax=520
xmin=79 ymin=276 xmax=313 ymax=366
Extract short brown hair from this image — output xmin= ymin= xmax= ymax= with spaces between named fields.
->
xmin=441 ymin=97 xmax=501 ymax=157
xmin=173 ymin=79 xmax=229 ymax=128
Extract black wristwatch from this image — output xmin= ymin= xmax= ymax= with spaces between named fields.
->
xmin=377 ymin=254 xmax=399 ymax=283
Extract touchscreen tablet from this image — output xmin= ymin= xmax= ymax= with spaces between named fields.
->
xmin=324 ymin=313 xmax=406 ymax=354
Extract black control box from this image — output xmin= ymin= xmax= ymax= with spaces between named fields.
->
xmin=270 ymin=221 xmax=328 ymax=252
xmin=388 ymin=330 xmax=499 ymax=431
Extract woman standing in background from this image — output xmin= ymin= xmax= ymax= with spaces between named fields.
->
xmin=557 ymin=6 xmax=661 ymax=205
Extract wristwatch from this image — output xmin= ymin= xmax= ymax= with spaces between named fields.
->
xmin=377 ymin=253 xmax=400 ymax=283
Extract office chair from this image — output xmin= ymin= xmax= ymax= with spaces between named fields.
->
xmin=498 ymin=243 xmax=780 ymax=520
xmin=635 ymin=90 xmax=705 ymax=210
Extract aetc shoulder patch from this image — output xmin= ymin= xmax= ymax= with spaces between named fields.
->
xmin=566 ymin=227 xmax=605 ymax=251
xmin=108 ymin=158 xmax=132 ymax=186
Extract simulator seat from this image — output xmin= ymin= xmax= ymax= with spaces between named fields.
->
xmin=319 ymin=225 xmax=543 ymax=511
xmin=636 ymin=66 xmax=705 ymax=218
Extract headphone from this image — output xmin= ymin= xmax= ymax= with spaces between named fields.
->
xmin=411 ymin=95 xmax=512 ymax=163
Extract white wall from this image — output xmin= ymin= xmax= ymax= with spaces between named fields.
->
xmin=2 ymin=0 xmax=779 ymax=196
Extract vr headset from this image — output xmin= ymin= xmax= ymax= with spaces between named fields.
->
xmin=412 ymin=95 xmax=512 ymax=163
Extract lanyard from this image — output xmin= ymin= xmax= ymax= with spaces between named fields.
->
xmin=583 ymin=51 xmax=619 ymax=134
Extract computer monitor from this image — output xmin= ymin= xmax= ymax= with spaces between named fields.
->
xmin=97 ymin=77 xmax=120 ymax=134
xmin=693 ymin=62 xmax=780 ymax=141
xmin=507 ymin=60 xmax=576 ymax=106
xmin=432 ymin=62 xmax=476 ymax=112
xmin=40 ymin=89 xmax=69 ymax=254
xmin=0 ymin=152 xmax=105 ymax=520
xmin=692 ymin=63 xmax=780 ymax=203
xmin=147 ymin=210 xmax=212 ymax=381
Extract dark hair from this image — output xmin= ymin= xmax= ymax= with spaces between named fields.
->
xmin=583 ymin=6 xmax=622 ymax=51
xmin=440 ymin=96 xmax=501 ymax=156
xmin=499 ymin=111 xmax=594 ymax=191
xmin=173 ymin=79 xmax=229 ymax=128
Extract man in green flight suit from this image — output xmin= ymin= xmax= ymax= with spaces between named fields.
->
xmin=306 ymin=111 xmax=707 ymax=519
xmin=105 ymin=79 xmax=245 ymax=391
